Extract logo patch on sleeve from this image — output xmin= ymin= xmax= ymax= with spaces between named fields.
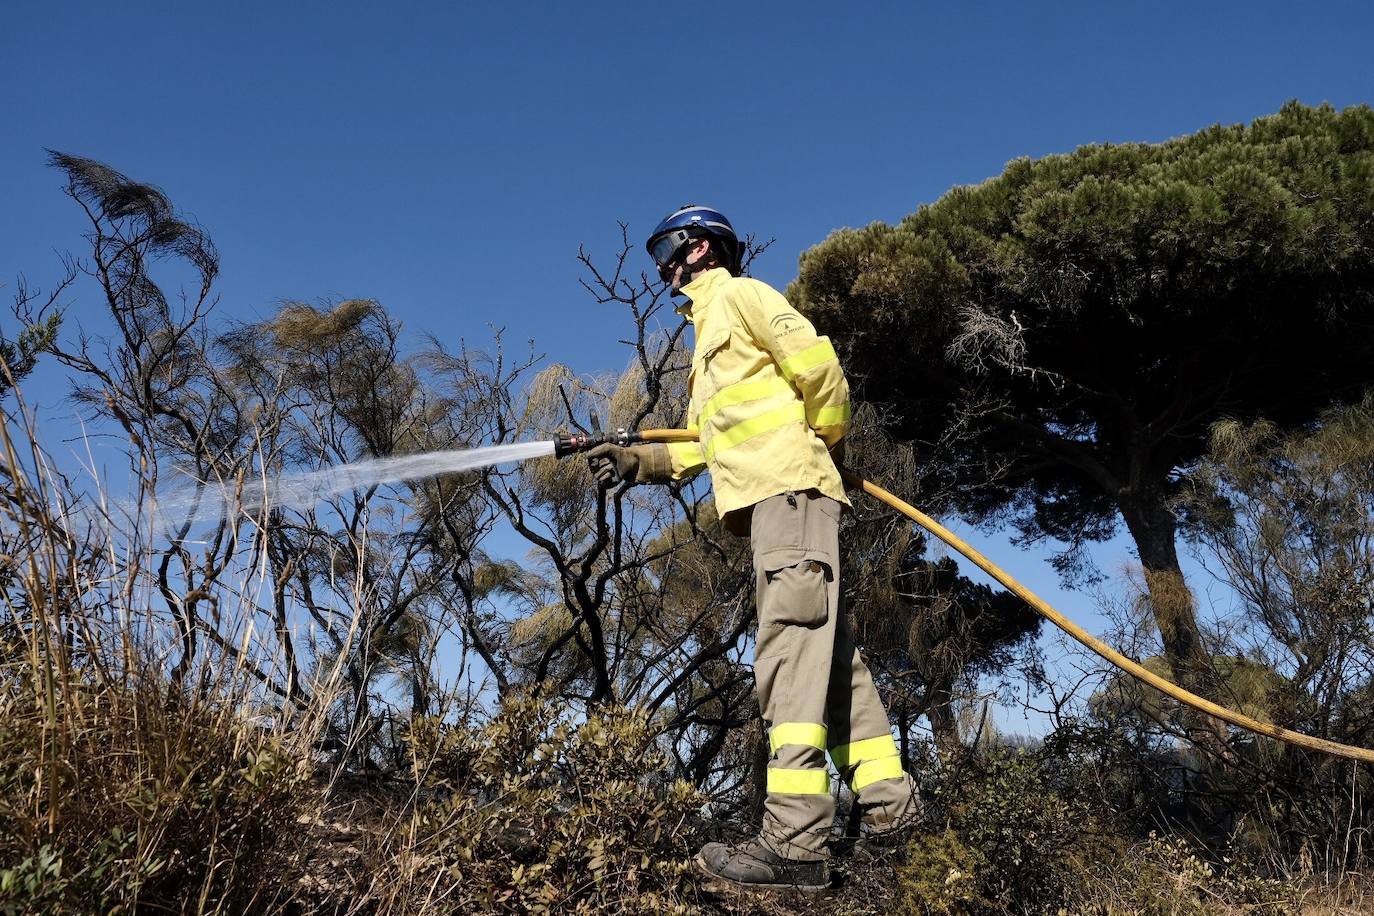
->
xmin=770 ymin=313 xmax=802 ymax=336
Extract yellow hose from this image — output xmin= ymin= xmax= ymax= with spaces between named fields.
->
xmin=637 ymin=428 xmax=703 ymax=444
xmin=637 ymin=428 xmax=1374 ymax=764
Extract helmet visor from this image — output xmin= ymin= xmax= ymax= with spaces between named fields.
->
xmin=649 ymin=232 xmax=688 ymax=269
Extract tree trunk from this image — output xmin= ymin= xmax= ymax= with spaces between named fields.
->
xmin=923 ymin=679 xmax=966 ymax=759
xmin=1118 ymin=486 xmax=1229 ymax=748
xmin=410 ymin=660 xmax=429 ymax=719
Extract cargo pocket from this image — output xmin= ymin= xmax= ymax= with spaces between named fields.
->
xmin=760 ymin=549 xmax=832 ymax=629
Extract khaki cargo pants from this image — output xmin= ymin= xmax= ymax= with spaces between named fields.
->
xmin=750 ymin=489 xmax=917 ymax=860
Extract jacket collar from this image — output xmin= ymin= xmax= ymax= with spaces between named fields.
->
xmin=675 ymin=267 xmax=732 ymax=323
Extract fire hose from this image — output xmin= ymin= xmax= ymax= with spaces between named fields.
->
xmin=557 ymin=427 xmax=1374 ymax=764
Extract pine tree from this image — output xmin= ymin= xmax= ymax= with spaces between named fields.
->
xmin=790 ymin=102 xmax=1374 ymax=710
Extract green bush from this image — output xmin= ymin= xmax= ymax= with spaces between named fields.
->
xmin=897 ymin=828 xmax=987 ymax=915
xmin=898 ymin=743 xmax=1115 ymax=914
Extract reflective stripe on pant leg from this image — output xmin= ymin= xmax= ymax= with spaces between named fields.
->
xmin=852 ymin=756 xmax=906 ymax=789
xmin=830 ymin=732 xmax=905 ymax=790
xmin=766 ymin=766 xmax=831 ymax=795
xmin=770 ymin=722 xmax=827 ymax=755
xmin=829 ymin=733 xmax=897 ymax=770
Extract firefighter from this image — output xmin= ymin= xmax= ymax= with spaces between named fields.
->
xmin=587 ymin=205 xmax=918 ymax=892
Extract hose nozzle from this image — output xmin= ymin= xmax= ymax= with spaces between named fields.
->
xmin=553 ymin=428 xmax=642 ymax=458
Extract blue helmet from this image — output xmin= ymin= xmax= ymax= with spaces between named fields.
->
xmin=645 ymin=205 xmax=742 ymax=277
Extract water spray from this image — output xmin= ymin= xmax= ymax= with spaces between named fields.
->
xmin=144 ymin=427 xmax=694 ymax=532
xmin=146 ymin=440 xmax=559 ymax=532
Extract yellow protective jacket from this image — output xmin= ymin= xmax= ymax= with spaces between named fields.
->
xmin=666 ymin=268 xmax=851 ymax=519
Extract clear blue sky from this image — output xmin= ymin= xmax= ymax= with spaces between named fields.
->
xmin=5 ymin=1 xmax=1373 ymax=727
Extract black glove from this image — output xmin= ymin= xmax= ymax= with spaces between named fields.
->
xmin=828 ymin=438 xmax=846 ymax=469
xmin=587 ymin=443 xmax=640 ymax=487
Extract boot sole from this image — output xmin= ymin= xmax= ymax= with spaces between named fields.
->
xmin=693 ymin=853 xmax=831 ymax=894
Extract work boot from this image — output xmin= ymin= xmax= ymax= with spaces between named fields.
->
xmin=852 ymin=808 xmax=923 ymax=859
xmin=695 ymin=837 xmax=830 ymax=893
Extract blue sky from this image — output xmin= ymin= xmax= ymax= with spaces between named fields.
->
xmin=5 ymin=1 xmax=1373 ymax=728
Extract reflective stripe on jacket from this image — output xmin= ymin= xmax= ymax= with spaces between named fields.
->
xmin=665 ymin=268 xmax=850 ymax=518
